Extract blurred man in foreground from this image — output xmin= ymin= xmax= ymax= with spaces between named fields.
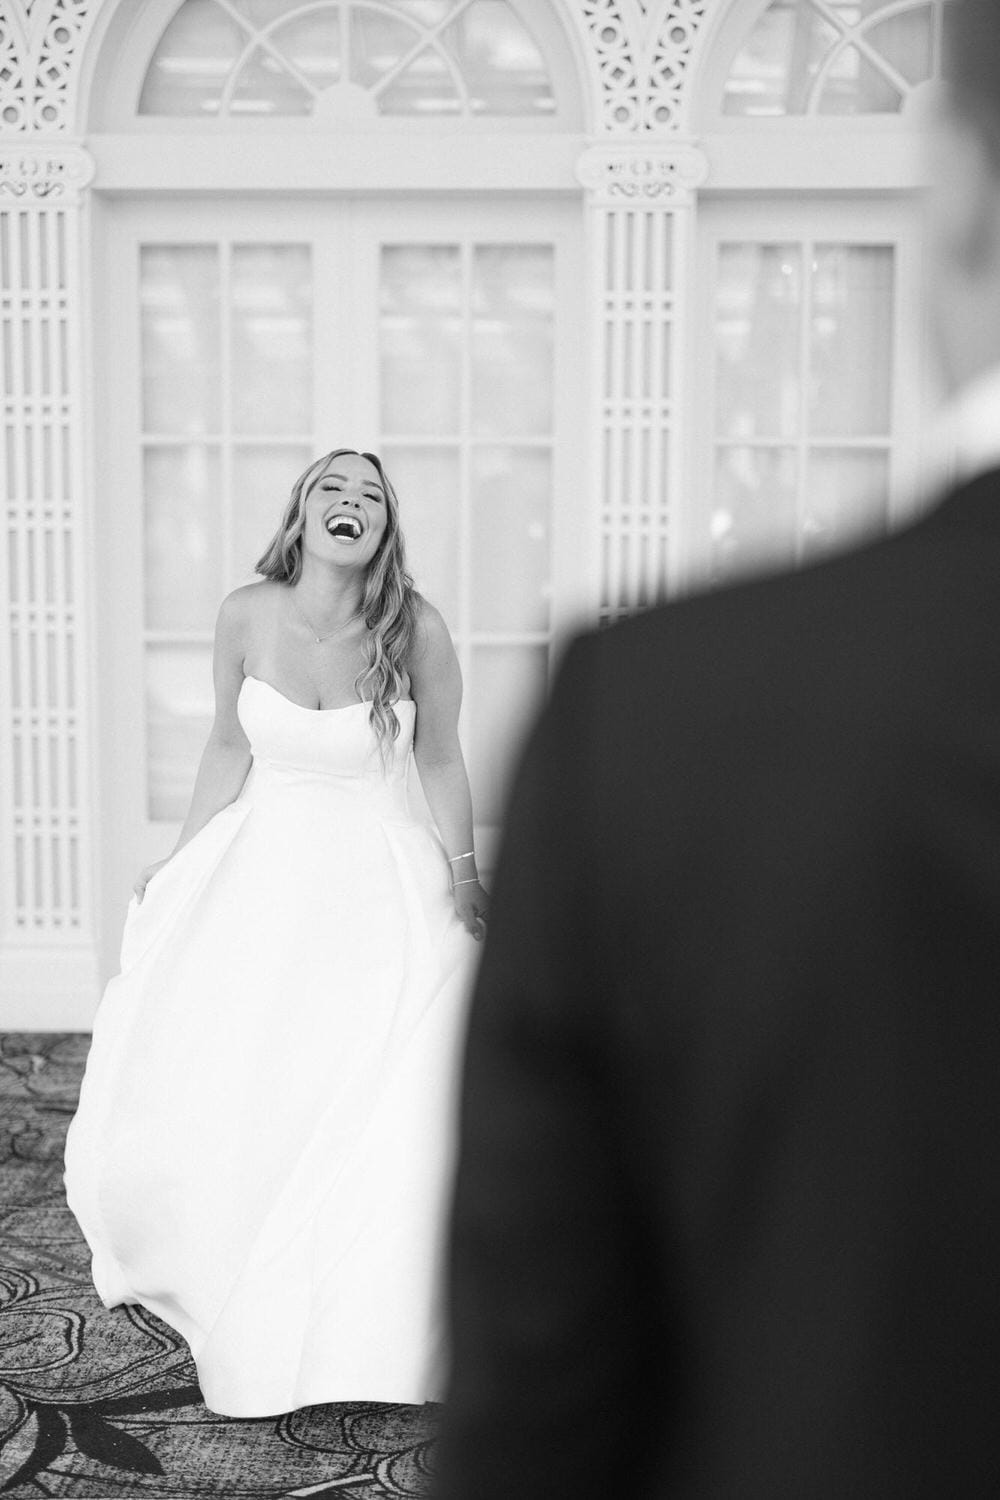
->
xmin=435 ymin=2 xmax=1000 ymax=1495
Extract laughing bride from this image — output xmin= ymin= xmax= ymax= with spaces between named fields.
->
xmin=63 ymin=447 xmax=488 ymax=1417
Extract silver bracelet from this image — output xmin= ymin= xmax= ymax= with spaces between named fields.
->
xmin=452 ymin=877 xmax=480 ymax=887
xmin=447 ymin=850 xmax=476 ymax=864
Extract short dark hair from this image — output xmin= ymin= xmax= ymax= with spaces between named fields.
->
xmin=945 ymin=0 xmax=1000 ymax=168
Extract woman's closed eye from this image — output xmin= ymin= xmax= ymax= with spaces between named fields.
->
xmin=321 ymin=482 xmax=383 ymax=503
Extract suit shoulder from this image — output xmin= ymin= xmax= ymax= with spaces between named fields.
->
xmin=609 ymin=517 xmax=937 ymax=653
xmin=577 ymin=516 xmax=952 ymax=740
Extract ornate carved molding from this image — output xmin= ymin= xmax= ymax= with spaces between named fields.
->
xmin=575 ymin=0 xmax=643 ymax=133
xmin=0 ymin=141 xmax=94 ymax=201
xmin=576 ymin=141 xmax=708 ymax=204
xmin=571 ymin=0 xmax=711 ymax=135
xmin=643 ymin=0 xmax=709 ymax=133
xmin=0 ymin=0 xmax=99 ymax=136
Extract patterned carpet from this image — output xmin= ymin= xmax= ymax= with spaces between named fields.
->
xmin=0 ymin=1033 xmax=440 ymax=1500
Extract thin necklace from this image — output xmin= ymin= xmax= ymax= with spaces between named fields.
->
xmin=290 ymin=592 xmax=363 ymax=644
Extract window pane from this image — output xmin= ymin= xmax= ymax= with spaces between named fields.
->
xmin=467 ymin=645 xmax=549 ymax=825
xmin=716 ymin=243 xmax=801 ymax=440
xmin=712 ymin=446 xmax=798 ymax=584
xmin=390 ymin=0 xmax=455 ymax=23
xmin=723 ymin=1 xmax=836 ymax=117
xmin=810 ymin=245 xmax=894 ymax=437
xmin=139 ymin=0 xmax=243 ymax=116
xmin=472 ymin=245 xmax=554 ymax=438
xmin=381 ymin=446 xmax=460 ymax=624
xmin=231 ymin=444 xmax=313 ymax=583
xmin=803 ymin=448 xmax=890 ymax=560
xmin=141 ymin=246 xmax=220 ymax=435
xmin=231 ymin=244 xmax=312 ymax=436
xmin=817 ymin=47 xmax=902 ymax=116
xmin=350 ymin=9 xmax=419 ymax=91
xmin=380 ymin=50 xmax=462 ymax=116
xmin=144 ymin=445 xmax=222 ymax=631
xmin=443 ymin=1 xmax=555 ymax=116
xmin=240 ymin=0 xmax=309 ymax=25
xmin=146 ymin=644 xmax=214 ymax=822
xmin=867 ymin=8 xmax=933 ymax=85
xmin=471 ymin=446 xmax=551 ymax=633
xmin=230 ymin=48 xmax=312 ymax=116
xmin=380 ymin=246 xmax=462 ymax=436
xmin=263 ymin=9 xmax=341 ymax=91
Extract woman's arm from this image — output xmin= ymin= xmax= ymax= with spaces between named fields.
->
xmin=135 ymin=589 xmax=252 ymax=901
xmin=409 ymin=600 xmax=488 ymax=940
xmin=171 ymin=588 xmax=254 ymax=855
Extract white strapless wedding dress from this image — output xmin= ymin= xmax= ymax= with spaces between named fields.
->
xmin=63 ymin=675 xmax=477 ymax=1417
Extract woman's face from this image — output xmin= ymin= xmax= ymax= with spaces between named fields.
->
xmin=301 ymin=452 xmax=389 ymax=570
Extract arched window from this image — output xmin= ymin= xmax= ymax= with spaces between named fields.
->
xmin=723 ymin=0 xmax=951 ymax=118
xmin=136 ymin=0 xmax=559 ymax=122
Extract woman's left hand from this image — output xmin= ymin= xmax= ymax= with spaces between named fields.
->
xmin=453 ymin=880 xmax=489 ymax=941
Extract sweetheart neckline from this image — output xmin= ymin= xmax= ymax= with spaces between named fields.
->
xmin=242 ymin=674 xmax=414 ymax=715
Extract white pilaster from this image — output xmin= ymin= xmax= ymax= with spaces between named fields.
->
xmin=576 ymin=140 xmax=707 ymax=622
xmin=0 ymin=142 xmax=99 ymax=1025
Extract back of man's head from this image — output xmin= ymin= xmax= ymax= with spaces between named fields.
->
xmin=945 ymin=0 xmax=1000 ymax=169
xmin=925 ymin=0 xmax=1000 ymax=394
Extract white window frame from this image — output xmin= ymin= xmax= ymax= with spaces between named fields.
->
xmin=682 ymin=192 xmax=935 ymax=595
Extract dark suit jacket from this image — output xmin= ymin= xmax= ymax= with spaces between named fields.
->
xmin=435 ymin=471 xmax=1000 ymax=1499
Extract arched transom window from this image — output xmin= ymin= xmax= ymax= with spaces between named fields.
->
xmin=139 ymin=0 xmax=557 ymax=119
xmin=724 ymin=0 xmax=952 ymax=117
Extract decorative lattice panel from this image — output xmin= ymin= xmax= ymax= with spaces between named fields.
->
xmin=575 ymin=0 xmax=709 ymax=133
xmin=0 ymin=1 xmax=96 ymax=135
xmin=0 ymin=148 xmax=94 ymax=938
xmin=598 ymin=203 xmax=676 ymax=618
xmin=578 ymin=142 xmax=707 ymax=621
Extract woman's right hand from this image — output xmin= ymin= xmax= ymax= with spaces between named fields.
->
xmin=133 ymin=857 xmax=171 ymax=904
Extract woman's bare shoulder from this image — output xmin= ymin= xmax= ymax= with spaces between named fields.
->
xmin=411 ymin=594 xmax=452 ymax=654
xmin=219 ymin=579 xmax=283 ymax=625
xmin=408 ymin=596 xmax=460 ymax=698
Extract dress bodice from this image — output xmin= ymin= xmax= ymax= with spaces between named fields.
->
xmin=237 ymin=675 xmax=415 ymax=814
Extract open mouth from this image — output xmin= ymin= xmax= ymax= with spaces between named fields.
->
xmin=324 ymin=512 xmax=364 ymax=542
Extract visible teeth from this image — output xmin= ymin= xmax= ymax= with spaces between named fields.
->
xmin=326 ymin=515 xmax=362 ymax=539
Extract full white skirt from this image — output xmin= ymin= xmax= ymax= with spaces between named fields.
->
xmin=64 ymin=743 xmax=476 ymax=1417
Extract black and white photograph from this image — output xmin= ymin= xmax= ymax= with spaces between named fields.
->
xmin=3 ymin=1 xmax=1000 ymax=1496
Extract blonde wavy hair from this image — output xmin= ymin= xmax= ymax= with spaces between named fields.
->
xmin=254 ymin=448 xmax=419 ymax=756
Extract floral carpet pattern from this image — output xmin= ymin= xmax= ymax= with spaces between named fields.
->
xmin=0 ymin=1034 xmax=440 ymax=1500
